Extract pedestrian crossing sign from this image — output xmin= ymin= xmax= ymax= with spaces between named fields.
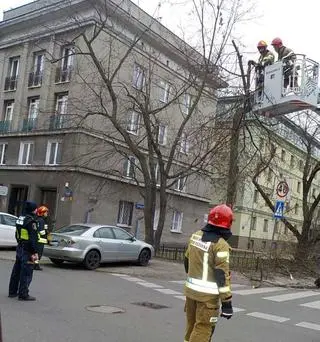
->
xmin=274 ymin=200 xmax=285 ymax=219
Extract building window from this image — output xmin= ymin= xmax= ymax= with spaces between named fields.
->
xmin=28 ymin=52 xmax=44 ymax=87
xmin=299 ymin=159 xmax=304 ymax=171
xmin=175 ymin=176 xmax=187 ymax=192
xmin=3 ymin=100 xmax=14 ymax=121
xmin=132 ymin=63 xmax=145 ymax=90
xmin=18 ymin=142 xmax=34 ymax=165
xmin=263 ymin=219 xmax=268 ymax=232
xmin=158 ymin=124 xmax=167 ymax=145
xmin=56 ymin=46 xmax=74 ymax=83
xmin=28 ymin=97 xmax=40 ymax=120
xmin=159 ymin=80 xmax=170 ymax=103
xmin=5 ymin=57 xmax=19 ymax=91
xmin=180 ymin=133 xmax=190 ymax=154
xmin=250 ymin=216 xmax=256 ymax=231
xmin=182 ymin=93 xmax=191 ymax=114
xmin=126 ymin=111 xmax=140 ymax=135
xmin=253 ymin=190 xmax=259 ymax=203
xmin=123 ymin=156 xmax=136 ymax=178
xmin=297 ymin=181 xmax=301 ymax=193
xmin=0 ymin=143 xmax=8 ymax=165
xmin=290 ymin=155 xmax=295 ymax=168
xmin=281 ymin=149 xmax=286 ymax=162
xmin=274 ymin=221 xmax=279 ymax=234
xmin=55 ymin=93 xmax=68 ymax=115
xmin=294 ymin=203 xmax=299 ymax=215
xmin=117 ymin=200 xmax=133 ymax=226
xmin=171 ymin=210 xmax=183 ymax=233
xmin=45 ymin=141 xmax=62 ymax=165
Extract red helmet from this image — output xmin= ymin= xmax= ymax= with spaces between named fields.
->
xmin=271 ymin=37 xmax=283 ymax=47
xmin=36 ymin=206 xmax=49 ymax=216
xmin=208 ymin=204 xmax=234 ymax=229
xmin=257 ymin=40 xmax=267 ymax=48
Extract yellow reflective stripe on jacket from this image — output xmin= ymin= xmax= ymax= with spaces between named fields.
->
xmin=218 ymin=285 xmax=231 ymax=293
xmin=20 ymin=228 xmax=29 ymax=240
xmin=186 ymin=277 xmax=219 ymax=295
xmin=38 ymin=237 xmax=48 ymax=244
xmin=216 ymin=251 xmax=230 ymax=263
xmin=39 ymin=230 xmax=46 ymax=235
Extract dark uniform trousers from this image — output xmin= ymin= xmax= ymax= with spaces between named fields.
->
xmin=184 ymin=297 xmax=220 ymax=342
xmin=9 ymin=244 xmax=34 ymax=298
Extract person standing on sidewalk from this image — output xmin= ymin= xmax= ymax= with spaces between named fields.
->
xmin=183 ymin=204 xmax=234 ymax=342
xmin=8 ymin=201 xmax=39 ymax=301
xmin=34 ymin=206 xmax=49 ymax=271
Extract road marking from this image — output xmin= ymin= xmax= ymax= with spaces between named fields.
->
xmin=233 ymin=287 xmax=286 ymax=295
xmin=111 ymin=273 xmax=129 ymax=277
xmin=169 ymin=281 xmax=246 ymax=289
xmin=300 ymin=300 xmax=320 ymax=309
xmin=296 ymin=322 xmax=320 ymax=331
xmin=175 ymin=295 xmax=186 ymax=300
xmin=121 ymin=276 xmax=144 ymax=282
xmin=155 ymin=288 xmax=182 ymax=295
xmin=137 ymin=282 xmax=163 ymax=288
xmin=264 ymin=291 xmax=319 ymax=302
xmin=233 ymin=307 xmax=246 ymax=313
xmin=232 ymin=284 xmax=247 ymax=289
xmin=247 ymin=312 xmax=290 ymax=323
xmin=169 ymin=280 xmax=185 ymax=284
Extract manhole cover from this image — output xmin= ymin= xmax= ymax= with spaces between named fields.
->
xmin=86 ymin=305 xmax=125 ymax=314
xmin=132 ymin=301 xmax=170 ymax=309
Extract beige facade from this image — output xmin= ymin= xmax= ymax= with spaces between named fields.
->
xmin=0 ymin=0 xmax=223 ymax=244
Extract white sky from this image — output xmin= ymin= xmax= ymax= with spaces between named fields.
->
xmin=0 ymin=0 xmax=319 ymax=65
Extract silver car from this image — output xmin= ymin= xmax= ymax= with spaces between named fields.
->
xmin=44 ymin=223 xmax=154 ymax=270
xmin=0 ymin=212 xmax=18 ymax=247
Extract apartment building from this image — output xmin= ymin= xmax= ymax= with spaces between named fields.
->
xmin=0 ymin=0 xmax=224 ymax=244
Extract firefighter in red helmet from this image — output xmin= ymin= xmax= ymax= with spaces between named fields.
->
xmin=248 ymin=40 xmax=275 ymax=97
xmin=34 ymin=206 xmax=49 ymax=271
xmin=183 ymin=204 xmax=234 ymax=342
xmin=271 ymin=37 xmax=297 ymax=91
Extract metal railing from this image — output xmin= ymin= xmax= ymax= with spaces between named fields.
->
xmin=49 ymin=114 xmax=78 ymax=130
xmin=28 ymin=71 xmax=43 ymax=87
xmin=0 ymin=120 xmax=12 ymax=133
xmin=20 ymin=118 xmax=38 ymax=132
xmin=4 ymin=76 xmax=17 ymax=91
xmin=55 ymin=66 xmax=72 ymax=83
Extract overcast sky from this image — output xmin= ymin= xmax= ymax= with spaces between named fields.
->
xmin=0 ymin=0 xmax=318 ymax=64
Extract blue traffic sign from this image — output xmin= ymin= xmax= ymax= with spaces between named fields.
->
xmin=135 ymin=203 xmax=144 ymax=210
xmin=274 ymin=200 xmax=285 ymax=219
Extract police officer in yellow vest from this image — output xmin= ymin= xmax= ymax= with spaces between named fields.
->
xmin=34 ymin=206 xmax=49 ymax=271
xmin=184 ymin=204 xmax=234 ymax=342
xmin=8 ymin=201 xmax=39 ymax=301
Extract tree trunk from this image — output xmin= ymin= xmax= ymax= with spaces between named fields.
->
xmin=143 ymin=184 xmax=156 ymax=246
xmin=154 ymin=180 xmax=168 ymax=249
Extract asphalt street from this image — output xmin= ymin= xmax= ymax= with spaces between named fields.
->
xmin=1 ymin=258 xmax=320 ymax=342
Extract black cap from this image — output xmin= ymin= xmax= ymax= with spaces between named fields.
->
xmin=24 ymin=201 xmax=37 ymax=214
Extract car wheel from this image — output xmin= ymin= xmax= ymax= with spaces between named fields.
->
xmin=138 ymin=248 xmax=151 ymax=266
xmin=50 ymin=258 xmax=64 ymax=266
xmin=83 ymin=250 xmax=101 ymax=270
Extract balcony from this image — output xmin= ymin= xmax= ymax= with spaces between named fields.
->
xmin=49 ymin=115 xmax=77 ymax=130
xmin=4 ymin=76 xmax=18 ymax=91
xmin=0 ymin=120 xmax=12 ymax=133
xmin=28 ymin=71 xmax=43 ymax=87
xmin=55 ymin=66 xmax=72 ymax=83
xmin=21 ymin=118 xmax=38 ymax=132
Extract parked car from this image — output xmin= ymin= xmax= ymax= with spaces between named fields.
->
xmin=0 ymin=212 xmax=18 ymax=247
xmin=44 ymin=223 xmax=154 ymax=270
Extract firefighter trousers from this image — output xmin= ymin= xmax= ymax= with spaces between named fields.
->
xmin=184 ymin=296 xmax=220 ymax=342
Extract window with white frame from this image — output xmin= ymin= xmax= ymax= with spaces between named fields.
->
xmin=0 ymin=143 xmax=8 ymax=165
xmin=4 ymin=100 xmax=14 ymax=121
xmin=126 ymin=111 xmax=140 ymax=134
xmin=159 ymin=80 xmax=170 ymax=103
xmin=61 ymin=46 xmax=74 ymax=70
xmin=182 ymin=93 xmax=191 ymax=114
xmin=153 ymin=208 xmax=159 ymax=230
xmin=132 ymin=63 xmax=145 ymax=90
xmin=33 ymin=53 xmax=44 ymax=74
xmin=45 ymin=141 xmax=62 ymax=165
xmin=117 ymin=200 xmax=134 ymax=226
xmin=55 ymin=93 xmax=68 ymax=115
xmin=180 ymin=132 xmax=190 ymax=154
xmin=28 ymin=97 xmax=40 ymax=120
xmin=18 ymin=142 xmax=34 ymax=165
xmin=171 ymin=210 xmax=183 ymax=232
xmin=175 ymin=176 xmax=187 ymax=192
xmin=8 ymin=57 xmax=19 ymax=78
xmin=158 ymin=124 xmax=167 ymax=145
xmin=123 ymin=156 xmax=136 ymax=178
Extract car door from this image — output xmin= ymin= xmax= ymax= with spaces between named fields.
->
xmin=0 ymin=214 xmax=17 ymax=247
xmin=93 ymin=227 xmax=119 ymax=262
xmin=112 ymin=227 xmax=141 ymax=261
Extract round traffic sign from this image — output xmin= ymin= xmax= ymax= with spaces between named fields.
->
xmin=276 ymin=181 xmax=289 ymax=198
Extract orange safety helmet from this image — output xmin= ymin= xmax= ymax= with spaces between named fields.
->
xmin=208 ymin=204 xmax=234 ymax=229
xmin=257 ymin=40 xmax=268 ymax=48
xmin=271 ymin=37 xmax=283 ymax=47
xmin=37 ymin=205 xmax=49 ymax=216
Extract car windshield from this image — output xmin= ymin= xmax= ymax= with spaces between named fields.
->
xmin=56 ymin=225 xmax=90 ymax=236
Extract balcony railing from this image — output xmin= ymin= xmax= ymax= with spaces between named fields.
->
xmin=55 ymin=66 xmax=72 ymax=83
xmin=21 ymin=118 xmax=38 ymax=132
xmin=0 ymin=120 xmax=12 ymax=133
xmin=4 ymin=76 xmax=18 ymax=91
xmin=28 ymin=71 xmax=43 ymax=87
xmin=50 ymin=114 xmax=79 ymax=130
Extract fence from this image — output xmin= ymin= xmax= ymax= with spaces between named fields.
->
xmin=155 ymin=245 xmax=264 ymax=273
